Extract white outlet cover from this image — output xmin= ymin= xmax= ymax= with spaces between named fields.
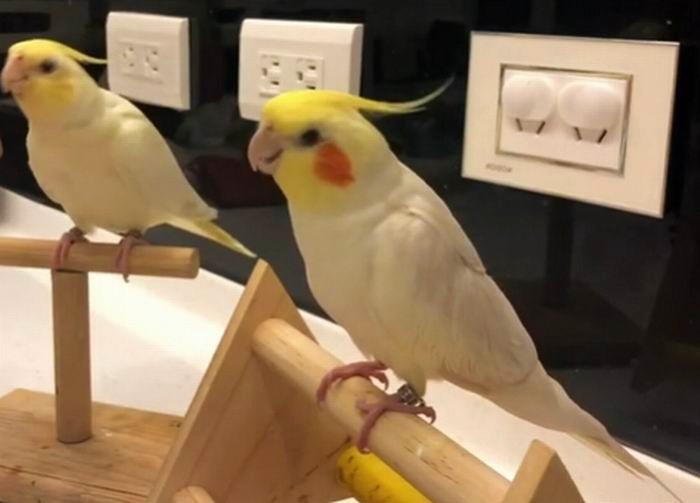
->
xmin=464 ymin=32 xmax=679 ymax=217
xmin=106 ymin=11 xmax=190 ymax=110
xmin=498 ymin=68 xmax=629 ymax=173
xmin=239 ymin=19 xmax=363 ymax=121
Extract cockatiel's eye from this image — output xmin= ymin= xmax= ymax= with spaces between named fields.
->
xmin=299 ymin=128 xmax=321 ymax=147
xmin=39 ymin=59 xmax=57 ymax=75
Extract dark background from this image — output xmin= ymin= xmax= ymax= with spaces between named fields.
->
xmin=1 ymin=0 xmax=698 ymax=474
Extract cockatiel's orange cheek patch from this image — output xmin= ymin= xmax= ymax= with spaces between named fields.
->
xmin=314 ymin=143 xmax=354 ymax=187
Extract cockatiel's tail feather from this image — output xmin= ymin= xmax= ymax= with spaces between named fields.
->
xmin=13 ymin=39 xmax=107 ymax=65
xmin=168 ymin=217 xmax=255 ymax=258
xmin=472 ymin=363 xmax=683 ymax=501
xmin=569 ymin=435 xmax=683 ymax=501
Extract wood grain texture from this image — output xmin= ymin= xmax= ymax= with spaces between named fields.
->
xmin=150 ymin=260 xmax=350 ymax=503
xmin=0 ymin=467 xmax=144 ymax=503
xmin=173 ymin=486 xmax=216 ymax=503
xmin=0 ymin=237 xmax=199 ymax=278
xmin=52 ymin=270 xmax=92 ymax=443
xmin=503 ymin=440 xmax=584 ymax=503
xmin=0 ymin=389 xmax=180 ymax=502
xmin=252 ymin=318 xmax=510 ymax=503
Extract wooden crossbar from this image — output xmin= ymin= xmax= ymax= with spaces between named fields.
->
xmin=0 ymin=237 xmax=199 ymax=278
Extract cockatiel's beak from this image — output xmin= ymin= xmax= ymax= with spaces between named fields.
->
xmin=1 ymin=54 xmax=28 ymax=95
xmin=248 ymin=124 xmax=284 ymax=175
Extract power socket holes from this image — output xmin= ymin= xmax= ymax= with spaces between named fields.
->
xmin=106 ymin=11 xmax=191 ymax=110
xmin=296 ymin=57 xmax=323 ymax=90
xmin=118 ymin=41 xmax=161 ymax=81
xmin=239 ymin=19 xmax=363 ymax=121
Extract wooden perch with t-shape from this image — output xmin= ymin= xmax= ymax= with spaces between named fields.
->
xmin=0 ymin=235 xmax=199 ymax=500
xmin=0 ymin=238 xmax=585 ymax=502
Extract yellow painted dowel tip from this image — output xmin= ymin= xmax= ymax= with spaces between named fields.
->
xmin=337 ymin=444 xmax=432 ymax=503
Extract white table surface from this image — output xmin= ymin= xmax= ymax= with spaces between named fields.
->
xmin=0 ymin=188 xmax=697 ymax=503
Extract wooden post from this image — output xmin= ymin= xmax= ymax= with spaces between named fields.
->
xmin=51 ymin=270 xmax=92 ymax=443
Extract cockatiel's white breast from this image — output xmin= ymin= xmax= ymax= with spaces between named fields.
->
xmin=291 ymin=201 xmax=392 ymax=359
xmin=26 ymin=89 xmax=212 ymax=234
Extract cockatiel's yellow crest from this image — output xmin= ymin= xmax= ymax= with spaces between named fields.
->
xmin=2 ymin=38 xmax=253 ymax=278
xmin=262 ymin=81 xmax=450 ymax=132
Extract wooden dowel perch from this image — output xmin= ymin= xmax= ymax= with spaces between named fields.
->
xmin=251 ymin=318 xmax=510 ymax=503
xmin=0 ymin=237 xmax=199 ymax=278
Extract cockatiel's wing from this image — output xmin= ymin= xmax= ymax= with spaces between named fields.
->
xmin=367 ymin=167 xmax=539 ymax=391
xmin=103 ymin=90 xmax=215 ymax=222
xmin=102 ymin=90 xmax=253 ymax=256
xmin=368 ymin=167 xmax=683 ymax=501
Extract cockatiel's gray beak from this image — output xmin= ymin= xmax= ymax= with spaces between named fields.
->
xmin=247 ymin=124 xmax=284 ymax=175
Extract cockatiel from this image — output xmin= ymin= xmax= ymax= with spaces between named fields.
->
xmin=248 ymin=87 xmax=682 ymax=501
xmin=1 ymin=39 xmax=253 ymax=278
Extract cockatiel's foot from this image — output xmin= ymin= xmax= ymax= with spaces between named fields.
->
xmin=52 ymin=227 xmax=87 ymax=270
xmin=355 ymin=384 xmax=436 ymax=453
xmin=316 ymin=361 xmax=389 ymax=403
xmin=115 ymin=231 xmax=148 ymax=282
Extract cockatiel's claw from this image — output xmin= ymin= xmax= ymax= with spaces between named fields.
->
xmin=355 ymin=395 xmax=437 ymax=453
xmin=316 ymin=361 xmax=389 ymax=403
xmin=115 ymin=231 xmax=148 ymax=282
xmin=52 ymin=227 xmax=86 ymax=270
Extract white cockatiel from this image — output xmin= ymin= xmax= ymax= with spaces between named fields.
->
xmin=247 ymin=87 xmax=682 ymax=501
xmin=0 ymin=39 xmax=253 ymax=277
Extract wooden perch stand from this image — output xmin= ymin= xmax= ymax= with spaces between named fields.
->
xmin=0 ymin=236 xmax=199 ymax=448
xmin=0 ymin=236 xmax=584 ymax=502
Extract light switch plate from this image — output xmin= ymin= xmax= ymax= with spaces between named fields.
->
xmin=239 ymin=19 xmax=363 ymax=121
xmin=106 ymin=11 xmax=191 ymax=110
xmin=463 ymin=32 xmax=679 ymax=217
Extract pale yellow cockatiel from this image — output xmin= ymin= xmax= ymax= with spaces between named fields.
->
xmin=1 ymin=39 xmax=253 ymax=277
xmin=247 ymin=87 xmax=682 ymax=501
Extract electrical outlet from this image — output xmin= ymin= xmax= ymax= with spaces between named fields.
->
xmin=239 ymin=19 xmax=363 ymax=121
xmin=464 ymin=32 xmax=679 ymax=217
xmin=106 ymin=11 xmax=191 ymax=110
